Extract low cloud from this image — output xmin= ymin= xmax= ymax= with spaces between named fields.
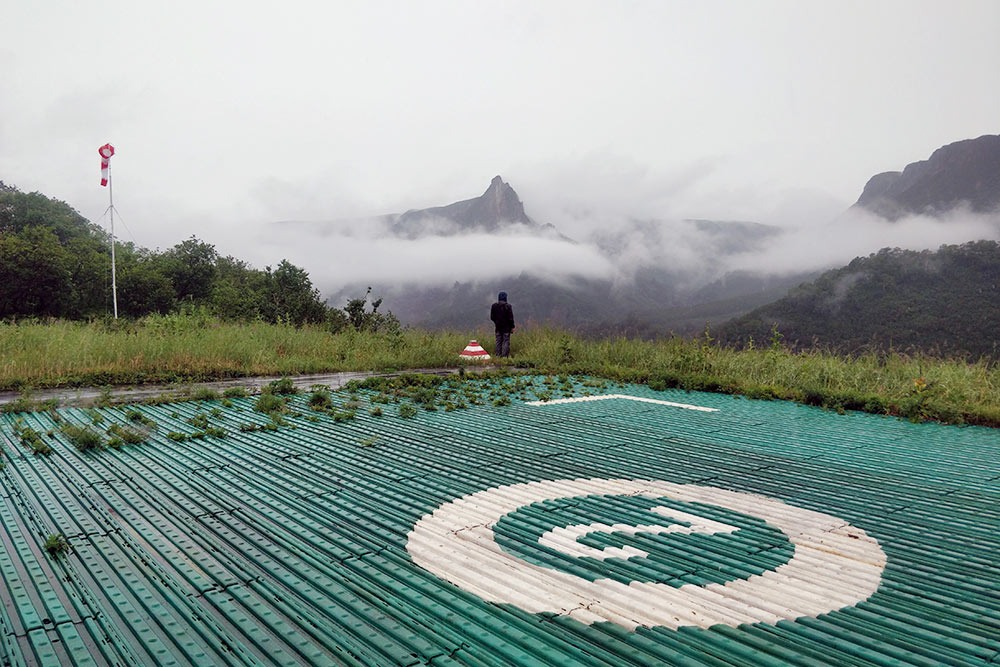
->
xmin=212 ymin=155 xmax=1000 ymax=300
xmin=246 ymin=222 xmax=616 ymax=293
xmin=723 ymin=205 xmax=1000 ymax=275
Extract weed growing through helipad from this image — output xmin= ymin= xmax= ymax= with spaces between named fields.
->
xmin=13 ymin=422 xmax=51 ymax=456
xmin=332 ymin=410 xmax=356 ymax=422
xmin=192 ymin=388 xmax=220 ymax=401
xmin=61 ymin=424 xmax=104 ymax=451
xmin=126 ymin=410 xmax=156 ymax=428
xmin=254 ymin=393 xmax=287 ymax=414
xmin=44 ymin=534 xmax=70 ymax=558
xmin=267 ymin=378 xmax=298 ymax=395
xmin=0 ymin=394 xmax=35 ymax=414
xmin=187 ymin=413 xmax=209 ymax=429
xmin=308 ymin=390 xmax=334 ymax=411
xmin=106 ymin=423 xmax=145 ymax=445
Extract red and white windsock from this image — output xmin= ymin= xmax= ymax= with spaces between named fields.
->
xmin=459 ymin=340 xmax=490 ymax=361
xmin=99 ymin=143 xmax=115 ymax=187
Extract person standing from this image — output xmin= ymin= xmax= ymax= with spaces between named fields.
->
xmin=490 ymin=291 xmax=515 ymax=358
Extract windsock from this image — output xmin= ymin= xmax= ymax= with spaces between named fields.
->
xmin=99 ymin=143 xmax=115 ymax=186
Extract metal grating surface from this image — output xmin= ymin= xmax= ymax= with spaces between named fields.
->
xmin=0 ymin=376 xmax=998 ymax=665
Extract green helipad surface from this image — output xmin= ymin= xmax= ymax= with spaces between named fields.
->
xmin=0 ymin=375 xmax=998 ymax=665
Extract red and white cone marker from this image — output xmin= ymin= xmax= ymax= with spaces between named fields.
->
xmin=459 ymin=340 xmax=490 ymax=361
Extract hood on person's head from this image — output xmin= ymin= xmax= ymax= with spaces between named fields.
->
xmin=498 ymin=291 xmax=507 ymax=302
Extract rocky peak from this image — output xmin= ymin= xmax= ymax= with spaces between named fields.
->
xmin=854 ymin=134 xmax=1000 ymax=220
xmin=391 ymin=175 xmax=535 ymax=237
xmin=477 ymin=176 xmax=531 ymax=226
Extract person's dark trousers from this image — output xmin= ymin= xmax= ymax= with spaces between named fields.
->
xmin=495 ymin=332 xmax=511 ymax=358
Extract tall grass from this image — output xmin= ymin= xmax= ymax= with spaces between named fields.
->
xmin=1 ymin=317 xmax=997 ymax=426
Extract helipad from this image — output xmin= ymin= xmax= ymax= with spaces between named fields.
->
xmin=0 ymin=376 xmax=997 ymax=665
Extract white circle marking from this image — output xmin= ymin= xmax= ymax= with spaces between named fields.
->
xmin=406 ymin=478 xmax=886 ymax=630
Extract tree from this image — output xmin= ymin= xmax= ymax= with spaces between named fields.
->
xmin=161 ymin=236 xmax=218 ymax=303
xmin=0 ymin=227 xmax=74 ymax=318
xmin=340 ymin=287 xmax=400 ymax=333
xmin=117 ymin=255 xmax=176 ymax=317
xmin=260 ymin=260 xmax=327 ymax=325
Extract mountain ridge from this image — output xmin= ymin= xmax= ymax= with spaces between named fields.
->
xmin=855 ymin=134 xmax=1000 ymax=219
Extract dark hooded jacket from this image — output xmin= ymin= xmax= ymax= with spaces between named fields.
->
xmin=490 ymin=296 xmax=515 ymax=333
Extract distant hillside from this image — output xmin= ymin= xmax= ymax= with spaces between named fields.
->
xmin=717 ymin=241 xmax=1000 ymax=359
xmin=855 ymin=134 xmax=1000 ymax=219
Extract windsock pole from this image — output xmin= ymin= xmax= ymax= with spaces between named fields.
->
xmin=99 ymin=143 xmax=118 ymax=319
xmin=109 ymin=168 xmax=118 ymax=319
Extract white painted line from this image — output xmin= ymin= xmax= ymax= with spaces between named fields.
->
xmin=525 ymin=393 xmax=719 ymax=412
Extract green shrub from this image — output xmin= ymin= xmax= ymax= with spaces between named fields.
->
xmin=1 ymin=397 xmax=36 ymax=413
xmin=254 ymin=393 xmax=287 ymax=414
xmin=16 ymin=424 xmax=53 ymax=456
xmin=398 ymin=403 xmax=418 ymax=418
xmin=222 ymin=387 xmax=248 ymax=398
xmin=61 ymin=424 xmax=103 ymax=451
xmin=187 ymin=413 xmax=209 ymax=429
xmin=106 ymin=423 xmax=145 ymax=445
xmin=43 ymin=534 xmax=70 ymax=558
xmin=369 ymin=406 xmax=383 ymax=417
xmin=308 ymin=391 xmax=334 ymax=411
xmin=332 ymin=410 xmax=356 ymax=422
xmin=84 ymin=408 xmax=105 ymax=425
xmin=192 ymin=387 xmax=220 ymax=401
xmin=126 ymin=410 xmax=155 ymax=427
xmin=266 ymin=378 xmax=298 ymax=395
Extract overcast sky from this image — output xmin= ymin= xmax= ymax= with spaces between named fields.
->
xmin=1 ymin=1 xmax=998 ymax=278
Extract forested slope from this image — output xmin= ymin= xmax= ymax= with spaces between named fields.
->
xmin=717 ymin=241 xmax=1000 ymax=359
xmin=0 ymin=182 xmax=331 ymax=325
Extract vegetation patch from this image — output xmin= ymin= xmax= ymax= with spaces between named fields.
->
xmin=12 ymin=422 xmax=52 ymax=456
xmin=266 ymin=378 xmax=298 ymax=395
xmin=106 ymin=423 xmax=146 ymax=445
xmin=254 ymin=393 xmax=287 ymax=415
xmin=191 ymin=387 xmax=220 ymax=401
xmin=60 ymin=424 xmax=104 ymax=452
xmin=43 ymin=534 xmax=70 ymax=558
xmin=308 ymin=390 xmax=334 ymax=411
xmin=1 ymin=315 xmax=997 ymax=426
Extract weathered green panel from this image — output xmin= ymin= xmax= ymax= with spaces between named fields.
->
xmin=0 ymin=376 xmax=997 ymax=665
